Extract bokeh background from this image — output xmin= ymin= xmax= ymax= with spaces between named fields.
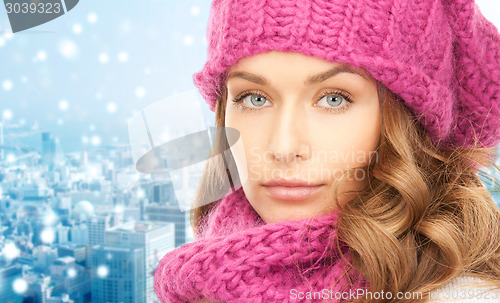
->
xmin=0 ymin=1 xmax=499 ymax=303
xmin=0 ymin=0 xmax=214 ymax=153
xmin=0 ymin=0 xmax=499 ymax=152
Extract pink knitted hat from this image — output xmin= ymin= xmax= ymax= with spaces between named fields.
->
xmin=193 ymin=0 xmax=500 ymax=148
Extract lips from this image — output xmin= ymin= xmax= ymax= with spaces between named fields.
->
xmin=262 ymin=178 xmax=324 ymax=201
xmin=262 ymin=178 xmax=323 ymax=187
xmin=263 ymin=185 xmax=323 ymax=201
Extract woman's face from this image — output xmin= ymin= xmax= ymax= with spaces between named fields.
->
xmin=225 ymin=51 xmax=381 ymax=223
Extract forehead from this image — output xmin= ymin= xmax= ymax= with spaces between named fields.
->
xmin=226 ymin=51 xmax=373 ymax=86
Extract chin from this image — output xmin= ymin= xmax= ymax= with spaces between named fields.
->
xmin=258 ymin=206 xmax=324 ymax=224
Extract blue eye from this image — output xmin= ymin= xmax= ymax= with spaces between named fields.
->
xmin=231 ymin=89 xmax=354 ymax=113
xmin=316 ymin=90 xmax=353 ymax=113
xmin=231 ymin=90 xmax=271 ymax=112
xmin=246 ymin=94 xmax=269 ymax=107
xmin=321 ymin=95 xmax=345 ymax=107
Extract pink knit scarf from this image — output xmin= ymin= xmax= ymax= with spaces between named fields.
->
xmin=154 ymin=187 xmax=368 ymax=302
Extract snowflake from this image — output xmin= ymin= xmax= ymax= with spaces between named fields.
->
xmin=87 ymin=13 xmax=98 ymax=24
xmin=98 ymin=52 xmax=109 ymax=64
xmin=59 ymin=100 xmax=69 ymax=111
xmin=58 ymin=39 xmax=78 ymax=59
xmin=2 ymin=80 xmax=13 ymax=91
xmin=3 ymin=109 xmax=13 ymax=119
xmin=117 ymin=51 xmax=128 ymax=62
xmin=97 ymin=265 xmax=109 ymax=278
xmin=191 ymin=5 xmax=200 ymax=16
xmin=107 ymin=103 xmax=117 ymax=113
xmin=36 ymin=50 xmax=47 ymax=61
xmin=135 ymin=87 xmax=146 ymax=98
xmin=2 ymin=242 xmax=20 ymax=260
xmin=40 ymin=228 xmax=55 ymax=244
xmin=183 ymin=35 xmax=194 ymax=46
xmin=73 ymin=24 xmax=82 ymax=34
xmin=12 ymin=278 xmax=28 ymax=294
xmin=91 ymin=135 xmax=101 ymax=146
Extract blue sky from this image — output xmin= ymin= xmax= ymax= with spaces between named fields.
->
xmin=0 ymin=0 xmax=499 ymax=153
xmin=0 ymin=0 xmax=213 ymax=153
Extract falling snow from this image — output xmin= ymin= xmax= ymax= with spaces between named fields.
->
xmin=2 ymin=242 xmax=21 ymax=260
xmin=13 ymin=278 xmax=28 ymax=294
xmin=88 ymin=13 xmax=98 ymax=24
xmin=91 ymin=135 xmax=101 ymax=146
xmin=73 ymin=23 xmax=83 ymax=34
xmin=67 ymin=267 xmax=78 ymax=278
xmin=107 ymin=102 xmax=117 ymax=113
xmin=59 ymin=100 xmax=69 ymax=111
xmin=183 ymin=35 xmax=194 ymax=46
xmin=114 ymin=204 xmax=124 ymax=213
xmin=35 ymin=50 xmax=47 ymax=61
xmin=137 ymin=189 xmax=145 ymax=198
xmin=58 ymin=39 xmax=78 ymax=59
xmin=117 ymin=51 xmax=128 ymax=62
xmin=40 ymin=227 xmax=55 ymax=244
xmin=135 ymin=87 xmax=146 ymax=98
xmin=43 ymin=209 xmax=58 ymax=226
xmin=98 ymin=52 xmax=109 ymax=64
xmin=191 ymin=5 xmax=200 ymax=16
xmin=97 ymin=265 xmax=109 ymax=278
xmin=3 ymin=109 xmax=13 ymax=119
xmin=87 ymin=165 xmax=100 ymax=178
xmin=2 ymin=80 xmax=13 ymax=91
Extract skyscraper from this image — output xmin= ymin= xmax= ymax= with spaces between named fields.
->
xmin=145 ymin=203 xmax=194 ymax=247
xmin=91 ymin=221 xmax=175 ymax=303
xmin=91 ymin=246 xmax=144 ymax=303
xmin=0 ymin=264 xmax=24 ymax=303
xmin=88 ymin=215 xmax=111 ymax=247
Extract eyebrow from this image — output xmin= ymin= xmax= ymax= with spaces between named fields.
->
xmin=226 ymin=64 xmax=370 ymax=86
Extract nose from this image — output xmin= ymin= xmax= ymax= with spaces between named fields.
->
xmin=267 ymin=102 xmax=311 ymax=163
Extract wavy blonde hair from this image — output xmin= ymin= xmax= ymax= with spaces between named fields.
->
xmin=190 ymin=81 xmax=500 ymax=302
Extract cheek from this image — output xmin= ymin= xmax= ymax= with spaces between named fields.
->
xmin=225 ymin=112 xmax=263 ymax=184
xmin=343 ymin=118 xmax=380 ymax=156
xmin=311 ymin=109 xmax=381 ymax=168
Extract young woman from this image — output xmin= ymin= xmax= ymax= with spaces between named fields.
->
xmin=154 ymin=0 xmax=500 ymax=302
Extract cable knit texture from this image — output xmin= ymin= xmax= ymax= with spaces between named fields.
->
xmin=154 ymin=187 xmax=367 ymax=302
xmin=192 ymin=0 xmax=500 ymax=148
